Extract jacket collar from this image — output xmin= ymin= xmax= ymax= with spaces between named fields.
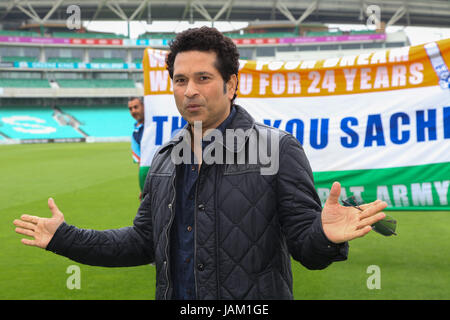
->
xmin=158 ymin=104 xmax=255 ymax=155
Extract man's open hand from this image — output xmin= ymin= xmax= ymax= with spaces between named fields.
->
xmin=13 ymin=198 xmax=65 ymax=249
xmin=322 ymin=182 xmax=388 ymax=244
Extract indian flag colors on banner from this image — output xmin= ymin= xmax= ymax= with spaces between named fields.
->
xmin=141 ymin=38 xmax=450 ymax=210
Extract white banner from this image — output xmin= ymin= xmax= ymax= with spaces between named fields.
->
xmin=141 ymin=39 xmax=450 ymax=210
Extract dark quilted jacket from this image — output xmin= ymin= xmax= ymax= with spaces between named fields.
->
xmin=46 ymin=104 xmax=348 ymax=300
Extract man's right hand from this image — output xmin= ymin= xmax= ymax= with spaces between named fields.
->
xmin=13 ymin=198 xmax=65 ymax=249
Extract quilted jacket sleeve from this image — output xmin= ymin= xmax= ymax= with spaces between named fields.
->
xmin=276 ymin=134 xmax=348 ymax=270
xmin=45 ymin=187 xmax=155 ymax=267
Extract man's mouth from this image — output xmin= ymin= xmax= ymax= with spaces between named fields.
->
xmin=186 ymin=104 xmax=202 ymax=111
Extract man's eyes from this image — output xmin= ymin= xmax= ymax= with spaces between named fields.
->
xmin=174 ymin=76 xmax=210 ymax=83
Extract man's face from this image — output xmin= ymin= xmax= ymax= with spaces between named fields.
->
xmin=172 ymin=50 xmax=237 ymax=133
xmin=128 ymin=98 xmax=144 ymax=123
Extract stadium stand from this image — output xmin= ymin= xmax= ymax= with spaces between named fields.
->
xmin=91 ymin=58 xmax=126 ymax=63
xmin=0 ymin=104 xmax=135 ymax=140
xmin=138 ymin=33 xmax=176 ymax=40
xmin=56 ymin=79 xmax=135 ymax=89
xmin=0 ymin=30 xmax=41 ymax=37
xmin=0 ymin=78 xmax=51 ymax=88
xmin=0 ymin=106 xmax=84 ymax=140
xmin=224 ymin=32 xmax=298 ymax=39
xmin=52 ymin=32 xmax=127 ymax=39
xmin=47 ymin=57 xmax=83 ymax=63
xmin=59 ymin=105 xmax=134 ymax=138
xmin=1 ymin=56 xmax=39 ymax=62
xmin=306 ymin=31 xmax=343 ymax=36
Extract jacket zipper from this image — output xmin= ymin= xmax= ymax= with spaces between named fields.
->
xmin=214 ymin=166 xmax=221 ymax=299
xmin=193 ymin=165 xmax=201 ymax=299
xmin=164 ymin=173 xmax=177 ymax=300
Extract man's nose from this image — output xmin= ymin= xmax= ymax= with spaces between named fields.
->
xmin=184 ymin=81 xmax=199 ymax=98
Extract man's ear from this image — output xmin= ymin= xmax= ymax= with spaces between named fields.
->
xmin=226 ymin=74 xmax=238 ymax=99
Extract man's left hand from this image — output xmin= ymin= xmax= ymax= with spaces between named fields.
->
xmin=321 ymin=182 xmax=388 ymax=244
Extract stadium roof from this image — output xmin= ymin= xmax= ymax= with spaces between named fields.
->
xmin=1 ymin=0 xmax=449 ymax=29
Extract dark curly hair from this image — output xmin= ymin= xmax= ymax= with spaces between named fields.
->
xmin=166 ymin=26 xmax=240 ymax=103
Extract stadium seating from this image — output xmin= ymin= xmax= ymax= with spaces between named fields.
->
xmin=224 ymin=32 xmax=297 ymax=39
xmin=56 ymin=79 xmax=135 ymax=88
xmin=59 ymin=105 xmax=134 ymax=137
xmin=47 ymin=57 xmax=83 ymax=63
xmin=0 ymin=30 xmax=41 ymax=37
xmin=0 ymin=106 xmax=84 ymax=140
xmin=52 ymin=32 xmax=127 ymax=39
xmin=306 ymin=31 xmax=344 ymax=37
xmin=0 ymin=78 xmax=51 ymax=88
xmin=138 ymin=33 xmax=176 ymax=40
xmin=91 ymin=58 xmax=126 ymax=64
xmin=1 ymin=56 xmax=39 ymax=62
xmin=0 ymin=105 xmax=136 ymax=139
xmin=349 ymin=30 xmax=378 ymax=35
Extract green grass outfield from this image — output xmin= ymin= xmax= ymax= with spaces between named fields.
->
xmin=1 ymin=142 xmax=449 ymax=299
